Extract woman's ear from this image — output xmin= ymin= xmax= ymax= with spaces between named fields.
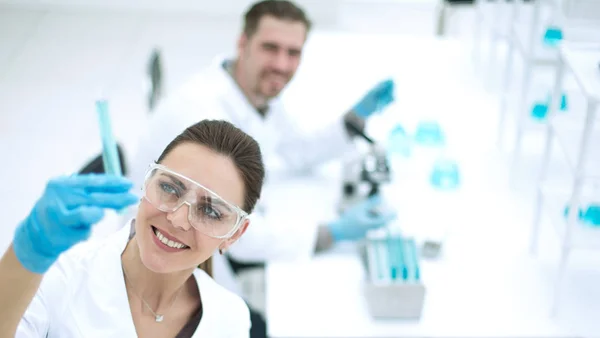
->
xmin=219 ymin=219 xmax=250 ymax=254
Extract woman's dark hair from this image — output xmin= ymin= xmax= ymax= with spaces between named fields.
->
xmin=157 ymin=119 xmax=265 ymax=213
xmin=156 ymin=120 xmax=265 ymax=277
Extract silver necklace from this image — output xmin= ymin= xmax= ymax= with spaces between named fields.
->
xmin=122 ymin=267 xmax=184 ymax=323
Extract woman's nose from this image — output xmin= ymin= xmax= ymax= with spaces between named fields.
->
xmin=166 ymin=202 xmax=193 ymax=231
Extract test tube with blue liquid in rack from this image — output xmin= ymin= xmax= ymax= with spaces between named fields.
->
xmin=366 ymin=230 xmax=421 ymax=284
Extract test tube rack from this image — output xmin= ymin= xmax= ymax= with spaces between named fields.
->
xmin=360 ymin=231 xmax=426 ymax=319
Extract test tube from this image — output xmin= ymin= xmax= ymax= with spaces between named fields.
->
xmin=377 ymin=238 xmax=389 ymax=282
xmin=387 ymin=234 xmax=397 ymax=281
xmin=405 ymin=238 xmax=421 ymax=282
xmin=398 ymin=236 xmax=408 ymax=281
xmin=387 ymin=232 xmax=408 ymax=282
xmin=366 ymin=238 xmax=382 ymax=283
xmin=95 ymin=99 xmax=122 ymax=177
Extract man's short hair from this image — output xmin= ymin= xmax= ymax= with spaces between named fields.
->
xmin=243 ymin=0 xmax=312 ymax=37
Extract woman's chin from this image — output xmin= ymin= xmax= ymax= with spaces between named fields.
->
xmin=139 ymin=248 xmax=201 ymax=274
xmin=139 ymin=252 xmax=172 ymax=273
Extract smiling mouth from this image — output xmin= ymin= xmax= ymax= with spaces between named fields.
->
xmin=151 ymin=226 xmax=190 ymax=250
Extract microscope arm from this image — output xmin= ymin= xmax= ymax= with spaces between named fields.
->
xmin=345 ymin=118 xmax=375 ymax=145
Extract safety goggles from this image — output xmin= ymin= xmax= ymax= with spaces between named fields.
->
xmin=142 ymin=163 xmax=248 ymax=239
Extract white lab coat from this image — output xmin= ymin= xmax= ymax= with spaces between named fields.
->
xmin=125 ymin=56 xmax=355 ymax=296
xmin=16 ymin=220 xmax=250 ymax=338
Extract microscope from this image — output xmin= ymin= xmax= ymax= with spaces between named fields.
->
xmin=338 ymin=121 xmax=392 ymax=213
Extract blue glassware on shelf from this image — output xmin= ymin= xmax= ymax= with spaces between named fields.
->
xmin=530 ymin=93 xmax=568 ymax=121
xmin=530 ymin=102 xmax=549 ymax=121
xmin=561 ymin=93 xmax=568 ymax=111
xmin=529 ymin=26 xmax=564 ymax=121
xmin=563 ymin=205 xmax=584 ymax=219
xmin=430 ymin=158 xmax=460 ymax=191
xmin=583 ymin=204 xmax=600 ymax=227
xmin=414 ymin=120 xmax=445 ymax=147
xmin=564 ymin=204 xmax=600 ymax=227
xmin=388 ymin=124 xmax=411 ymax=157
xmin=543 ymin=26 xmax=563 ymax=47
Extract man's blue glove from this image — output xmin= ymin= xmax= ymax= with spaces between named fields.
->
xmin=327 ymin=195 xmax=397 ymax=242
xmin=12 ymin=174 xmax=139 ymax=274
xmin=352 ymin=79 xmax=395 ymax=118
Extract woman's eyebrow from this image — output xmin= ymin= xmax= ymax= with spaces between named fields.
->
xmin=160 ymin=172 xmax=233 ymax=209
xmin=161 ymin=173 xmax=187 ymax=190
xmin=199 ymin=195 xmax=230 ymax=209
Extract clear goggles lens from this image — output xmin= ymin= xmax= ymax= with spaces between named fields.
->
xmin=143 ymin=165 xmax=246 ymax=238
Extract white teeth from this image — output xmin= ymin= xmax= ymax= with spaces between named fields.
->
xmin=154 ymin=228 xmax=187 ymax=249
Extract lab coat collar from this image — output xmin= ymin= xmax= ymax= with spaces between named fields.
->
xmin=209 ymin=54 xmax=281 ymax=121
xmin=86 ymin=219 xmax=220 ymax=337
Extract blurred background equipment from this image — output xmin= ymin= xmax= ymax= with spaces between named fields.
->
xmin=147 ymin=48 xmax=164 ymax=113
xmin=340 ymin=121 xmax=392 ymax=213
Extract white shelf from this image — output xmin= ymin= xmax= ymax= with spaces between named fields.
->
xmin=560 ymin=43 xmax=600 ymax=103
xmin=512 ymin=22 xmax=559 ymax=64
xmin=541 ymin=43 xmax=600 ymax=181
xmin=476 ymin=1 xmax=513 ymax=37
xmin=549 ymin=109 xmax=600 ymax=181
xmin=541 ymin=183 xmax=600 ymax=250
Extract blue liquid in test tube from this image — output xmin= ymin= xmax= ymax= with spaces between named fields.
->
xmin=96 ymin=99 xmax=122 ymax=177
xmin=96 ymin=99 xmax=126 ymax=214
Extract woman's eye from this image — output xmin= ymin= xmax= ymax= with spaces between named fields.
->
xmin=200 ymin=204 xmax=222 ymax=220
xmin=159 ymin=182 xmax=180 ymax=196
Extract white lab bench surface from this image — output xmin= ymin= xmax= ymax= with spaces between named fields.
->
xmin=263 ymin=160 xmax=567 ymax=337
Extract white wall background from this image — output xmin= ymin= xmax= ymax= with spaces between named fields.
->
xmin=0 ymin=0 xmax=445 ymax=240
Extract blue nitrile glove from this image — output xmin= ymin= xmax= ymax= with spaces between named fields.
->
xmin=352 ymin=79 xmax=396 ymax=118
xmin=328 ymin=195 xmax=397 ymax=242
xmin=12 ymin=174 xmax=139 ymax=274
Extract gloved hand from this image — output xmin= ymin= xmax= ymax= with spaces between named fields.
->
xmin=352 ymin=78 xmax=395 ymax=118
xmin=12 ymin=174 xmax=138 ymax=274
xmin=327 ymin=195 xmax=397 ymax=242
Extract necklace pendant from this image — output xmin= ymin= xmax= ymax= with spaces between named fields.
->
xmin=155 ymin=314 xmax=164 ymax=323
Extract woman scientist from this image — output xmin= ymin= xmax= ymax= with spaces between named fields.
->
xmin=0 ymin=119 xmax=265 ymax=337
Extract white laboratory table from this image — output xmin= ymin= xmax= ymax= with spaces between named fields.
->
xmin=262 ymin=155 xmax=567 ymax=337
xmin=263 ymin=164 xmax=438 ymax=337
